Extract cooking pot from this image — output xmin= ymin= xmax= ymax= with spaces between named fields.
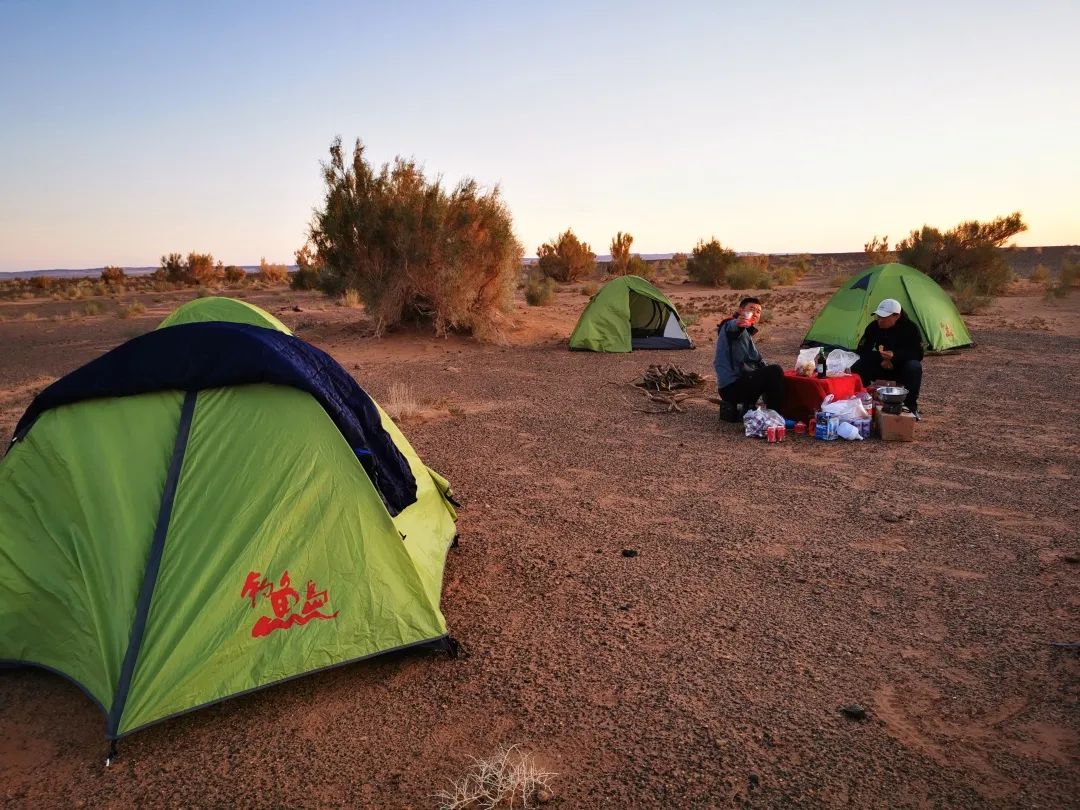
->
xmin=876 ymin=386 xmax=908 ymax=404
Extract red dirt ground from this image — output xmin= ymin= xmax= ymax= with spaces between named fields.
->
xmin=1 ymin=274 xmax=1077 ymax=808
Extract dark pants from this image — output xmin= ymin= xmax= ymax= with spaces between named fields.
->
xmin=720 ymin=364 xmax=785 ymax=412
xmin=852 ymin=358 xmax=922 ymax=410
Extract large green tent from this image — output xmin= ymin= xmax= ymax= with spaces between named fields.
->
xmin=803 ymin=263 xmax=972 ymax=351
xmin=569 ymin=275 xmax=693 ymax=352
xmin=0 ymin=297 xmax=458 ymax=741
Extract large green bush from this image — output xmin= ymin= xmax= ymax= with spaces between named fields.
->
xmin=308 ymin=138 xmax=523 ymax=337
xmin=686 ymin=238 xmax=738 ymax=286
xmin=896 ymin=212 xmax=1026 ymax=295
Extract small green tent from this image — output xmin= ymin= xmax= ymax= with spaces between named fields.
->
xmin=0 ymin=297 xmax=458 ymax=741
xmin=569 ymin=275 xmax=693 ymax=352
xmin=803 ymin=263 xmax=972 ymax=351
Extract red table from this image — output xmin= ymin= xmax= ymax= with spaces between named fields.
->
xmin=781 ymin=371 xmax=865 ymax=423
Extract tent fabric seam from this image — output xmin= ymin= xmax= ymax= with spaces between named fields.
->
xmin=106 ymin=390 xmax=197 ymax=736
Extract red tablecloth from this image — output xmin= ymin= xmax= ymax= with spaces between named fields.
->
xmin=781 ymin=371 xmax=865 ymax=423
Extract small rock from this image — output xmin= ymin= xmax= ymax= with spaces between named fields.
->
xmin=621 ymin=549 xmax=638 ymax=558
xmin=748 ymin=773 xmax=760 ymax=789
xmin=1064 ymin=554 xmax=1079 ymax=564
xmin=536 ymin=787 xmax=554 ymax=803
xmin=880 ymin=511 xmax=901 ymax=523
xmin=841 ymin=704 xmax=867 ymax=721
xmin=292 ymin=305 xmax=302 ymax=312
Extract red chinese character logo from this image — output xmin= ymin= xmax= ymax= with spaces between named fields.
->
xmin=240 ymin=570 xmax=339 ymax=638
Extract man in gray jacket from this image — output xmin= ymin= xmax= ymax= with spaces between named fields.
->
xmin=714 ymin=297 xmax=785 ymax=419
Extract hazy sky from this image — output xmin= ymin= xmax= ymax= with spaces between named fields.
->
xmin=1 ymin=0 xmax=1077 ymax=272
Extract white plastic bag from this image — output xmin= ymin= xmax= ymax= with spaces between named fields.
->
xmin=826 ymin=349 xmax=860 ymax=377
xmin=743 ymin=407 xmax=785 ymax=438
xmin=795 ymin=348 xmax=818 ymax=377
xmin=820 ymin=395 xmax=870 ymax=423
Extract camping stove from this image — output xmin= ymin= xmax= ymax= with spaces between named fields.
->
xmin=875 ymin=386 xmax=907 ymax=415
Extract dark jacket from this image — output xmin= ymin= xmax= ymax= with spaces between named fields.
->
xmin=857 ymin=313 xmax=924 ymax=366
xmin=714 ymin=318 xmax=764 ymax=389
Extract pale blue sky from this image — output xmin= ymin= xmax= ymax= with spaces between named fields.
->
xmin=1 ymin=0 xmax=1077 ymax=272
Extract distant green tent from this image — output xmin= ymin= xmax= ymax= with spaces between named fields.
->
xmin=0 ymin=298 xmax=458 ymax=741
xmin=803 ymin=263 xmax=972 ymax=351
xmin=569 ymin=275 xmax=693 ymax=352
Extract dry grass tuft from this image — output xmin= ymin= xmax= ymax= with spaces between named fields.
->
xmin=384 ymin=383 xmax=421 ymax=421
xmin=340 ymin=289 xmax=363 ymax=309
xmin=435 ymin=746 xmax=556 ymax=810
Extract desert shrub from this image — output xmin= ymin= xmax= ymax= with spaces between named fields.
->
xmin=30 ymin=276 xmax=56 ymax=292
xmin=195 ymin=287 xmax=213 ymax=298
xmin=668 ymin=252 xmax=688 ymax=275
xmin=290 ymin=242 xmax=322 ymax=290
xmin=609 ymin=231 xmax=633 ymax=275
xmin=896 ymin=212 xmax=1026 ymax=295
xmin=436 ymin=745 xmax=556 ymax=810
xmin=1030 ymin=264 xmax=1049 ymax=283
xmin=117 ymin=301 xmax=146 ymax=318
xmin=773 ymin=265 xmax=798 ymax=286
xmin=223 ymin=265 xmax=247 ymax=285
xmin=626 ymin=254 xmax=654 ymax=280
xmin=1044 ymin=260 xmax=1078 ymax=299
xmin=309 ymin=137 xmax=523 ymax=337
xmin=82 ymin=301 xmax=103 ymax=316
xmin=830 ymin=270 xmax=851 ymax=287
xmin=537 ymin=229 xmax=595 ymax=283
xmin=186 ymin=253 xmax=221 ymax=286
xmin=863 ymin=235 xmax=895 ymax=265
xmin=524 ymin=273 xmax=556 ymax=306
xmin=258 ymin=257 xmax=289 ymax=285
xmin=726 ymin=262 xmax=772 ymax=290
xmin=686 ymin=238 xmax=738 ymax=286
xmin=951 ymin=278 xmax=991 ymax=313
xmin=101 ymin=266 xmax=126 ymax=285
xmin=340 ymin=288 xmax=363 ymax=308
xmin=580 ymin=281 xmax=599 ymax=296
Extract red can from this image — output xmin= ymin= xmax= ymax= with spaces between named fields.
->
xmin=766 ymin=425 xmax=777 ymax=443
xmin=808 ymin=418 xmax=816 ymax=437
xmin=778 ymin=425 xmax=786 ymax=442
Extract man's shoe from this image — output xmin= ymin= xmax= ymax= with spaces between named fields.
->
xmin=904 ymin=406 xmax=922 ymax=422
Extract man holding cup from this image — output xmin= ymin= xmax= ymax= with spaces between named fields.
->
xmin=715 ymin=296 xmax=785 ymax=421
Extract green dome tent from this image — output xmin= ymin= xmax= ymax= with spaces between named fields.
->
xmin=803 ymin=263 xmax=972 ymax=351
xmin=0 ymin=298 xmax=458 ymax=742
xmin=569 ymin=275 xmax=693 ymax=352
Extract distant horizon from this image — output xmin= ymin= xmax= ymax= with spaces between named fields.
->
xmin=4 ymin=244 xmax=1076 ymax=279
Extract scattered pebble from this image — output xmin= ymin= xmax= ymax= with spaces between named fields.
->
xmin=840 ymin=704 xmax=867 ymax=721
xmin=621 ymin=549 xmax=638 ymax=558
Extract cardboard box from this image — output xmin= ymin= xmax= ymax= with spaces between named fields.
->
xmin=875 ymin=411 xmax=916 ymax=442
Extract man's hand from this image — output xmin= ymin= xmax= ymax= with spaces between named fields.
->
xmin=879 ymin=347 xmax=894 ymax=362
xmin=882 ymin=359 xmax=893 ymax=370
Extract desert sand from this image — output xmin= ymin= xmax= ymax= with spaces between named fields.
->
xmin=0 ymin=270 xmax=1077 ymax=808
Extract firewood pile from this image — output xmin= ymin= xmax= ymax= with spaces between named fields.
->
xmin=633 ymin=364 xmax=705 ymax=392
xmin=632 ymin=364 xmax=719 ymax=414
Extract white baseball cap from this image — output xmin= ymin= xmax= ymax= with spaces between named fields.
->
xmin=874 ymin=299 xmax=902 ymax=317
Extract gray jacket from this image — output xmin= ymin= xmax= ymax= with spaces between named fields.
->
xmin=714 ymin=318 xmax=764 ymax=389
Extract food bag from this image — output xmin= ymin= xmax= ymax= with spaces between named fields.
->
xmin=826 ymin=349 xmax=860 ymax=377
xmin=795 ymin=348 xmax=818 ymax=377
xmin=820 ymin=394 xmax=871 ymax=423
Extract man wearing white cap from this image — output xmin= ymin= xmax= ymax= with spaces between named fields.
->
xmin=851 ymin=298 xmax=924 ymax=419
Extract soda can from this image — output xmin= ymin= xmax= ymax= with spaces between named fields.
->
xmin=778 ymin=425 xmax=786 ymax=442
xmin=766 ymin=425 xmax=777 ymax=443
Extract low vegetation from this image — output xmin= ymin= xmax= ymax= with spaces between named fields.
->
xmin=307 ymin=137 xmax=523 ymax=338
xmin=686 ymin=238 xmax=738 ymax=286
xmin=537 ymin=229 xmax=595 ymax=283
xmin=524 ymin=273 xmax=556 ymax=306
xmin=258 ymin=258 xmax=289 ymax=285
xmin=895 ymin=212 xmax=1026 ymax=296
xmin=435 ymin=746 xmax=555 ymax=810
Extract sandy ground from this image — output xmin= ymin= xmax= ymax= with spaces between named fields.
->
xmin=0 ymin=274 xmax=1078 ymax=808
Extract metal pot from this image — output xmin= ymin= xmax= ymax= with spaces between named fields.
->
xmin=876 ymin=386 xmax=908 ymax=404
